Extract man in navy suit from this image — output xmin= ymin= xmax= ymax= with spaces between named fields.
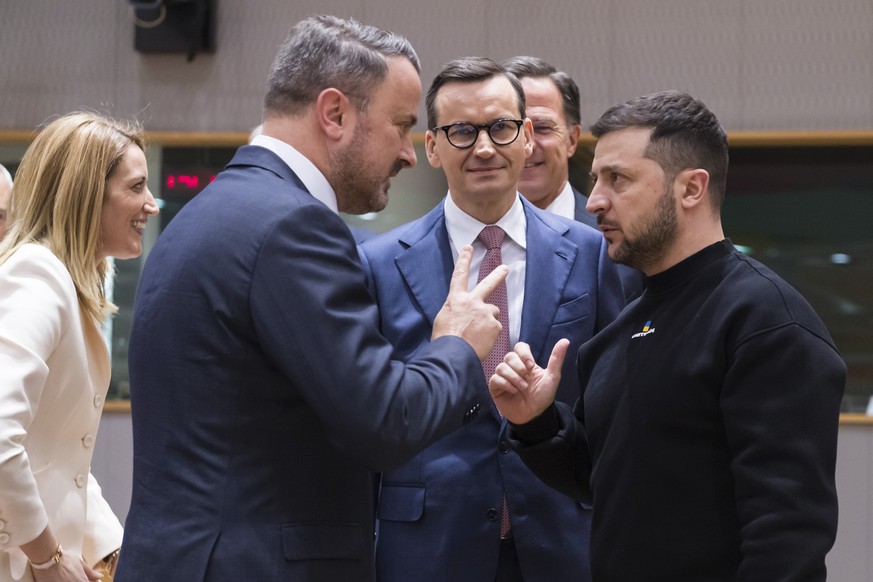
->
xmin=504 ymin=56 xmax=645 ymax=303
xmin=117 ymin=17 xmax=508 ymax=582
xmin=358 ymin=57 xmax=624 ymax=582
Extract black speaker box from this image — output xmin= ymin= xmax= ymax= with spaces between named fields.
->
xmin=132 ymin=0 xmax=216 ymax=61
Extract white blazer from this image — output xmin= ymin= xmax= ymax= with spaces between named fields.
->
xmin=0 ymin=244 xmax=122 ymax=581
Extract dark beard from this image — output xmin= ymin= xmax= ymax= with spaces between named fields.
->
xmin=611 ymin=188 xmax=677 ymax=271
xmin=329 ymin=119 xmax=396 ymax=215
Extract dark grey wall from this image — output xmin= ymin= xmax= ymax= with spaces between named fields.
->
xmin=1 ymin=0 xmax=872 ymax=133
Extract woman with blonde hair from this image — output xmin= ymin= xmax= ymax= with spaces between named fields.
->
xmin=0 ymin=112 xmax=159 ymax=581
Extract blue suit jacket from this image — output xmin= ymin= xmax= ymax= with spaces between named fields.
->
xmin=358 ymin=198 xmax=624 ymax=582
xmin=573 ymin=188 xmax=646 ymax=302
xmin=116 ymin=146 xmax=488 ymax=582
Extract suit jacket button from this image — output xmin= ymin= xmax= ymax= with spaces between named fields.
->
xmin=0 ymin=533 xmax=9 ymax=545
xmin=82 ymin=434 xmax=95 ymax=448
xmin=75 ymin=474 xmax=87 ymax=488
xmin=486 ymin=508 xmax=498 ymax=522
xmin=498 ymin=441 xmax=509 ymax=454
xmin=93 ymin=394 xmax=104 ymax=408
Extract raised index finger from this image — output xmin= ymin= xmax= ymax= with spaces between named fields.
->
xmin=470 ymin=263 xmax=509 ymax=302
xmin=449 ymin=245 xmax=474 ymax=294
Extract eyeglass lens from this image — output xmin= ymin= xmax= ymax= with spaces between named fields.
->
xmin=446 ymin=120 xmax=520 ymax=148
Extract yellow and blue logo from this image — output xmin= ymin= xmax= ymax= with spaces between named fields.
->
xmin=631 ymin=320 xmax=656 ymax=339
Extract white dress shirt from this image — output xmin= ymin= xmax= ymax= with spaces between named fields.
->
xmin=443 ymin=194 xmax=526 ymax=346
xmin=543 ymin=181 xmax=575 ymax=220
xmin=250 ymin=135 xmax=339 ymax=214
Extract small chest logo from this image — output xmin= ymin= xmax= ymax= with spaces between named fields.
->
xmin=631 ymin=320 xmax=656 ymax=339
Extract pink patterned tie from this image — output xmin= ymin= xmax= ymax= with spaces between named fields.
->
xmin=478 ymin=226 xmax=510 ymax=379
xmin=476 ymin=225 xmax=512 ymax=539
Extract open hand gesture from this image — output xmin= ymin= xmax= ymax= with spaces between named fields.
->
xmin=489 ymin=339 xmax=569 ymax=425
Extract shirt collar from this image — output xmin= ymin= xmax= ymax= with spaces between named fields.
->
xmin=543 ymin=181 xmax=575 ymax=219
xmin=443 ymin=192 xmax=527 ymax=253
xmin=250 ymin=135 xmax=338 ymax=214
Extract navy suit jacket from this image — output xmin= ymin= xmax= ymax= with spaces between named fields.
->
xmin=116 ymin=146 xmax=488 ymax=582
xmin=572 ymin=188 xmax=645 ymax=302
xmin=358 ymin=198 xmax=624 ymax=582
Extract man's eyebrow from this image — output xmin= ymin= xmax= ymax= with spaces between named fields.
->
xmin=591 ymin=163 xmax=619 ymax=175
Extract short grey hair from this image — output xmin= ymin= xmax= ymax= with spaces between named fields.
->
xmin=264 ymin=15 xmax=420 ymax=116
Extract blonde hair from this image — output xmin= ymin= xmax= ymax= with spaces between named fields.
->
xmin=0 ymin=112 xmax=146 ymax=323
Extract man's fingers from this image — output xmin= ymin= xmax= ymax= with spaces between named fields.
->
xmin=503 ymin=350 xmax=529 ymax=376
xmin=470 ymin=264 xmax=509 ymax=301
xmin=449 ymin=245 xmax=474 ymax=295
xmin=546 ymin=338 xmax=571 ymax=376
xmin=512 ymin=341 xmax=536 ymax=370
xmin=488 ymin=370 xmax=518 ymax=396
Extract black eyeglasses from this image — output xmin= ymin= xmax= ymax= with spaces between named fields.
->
xmin=430 ymin=119 xmax=524 ymax=149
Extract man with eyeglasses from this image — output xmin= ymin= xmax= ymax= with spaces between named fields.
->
xmin=504 ymin=56 xmax=645 ymax=303
xmin=358 ymin=57 xmax=623 ymax=582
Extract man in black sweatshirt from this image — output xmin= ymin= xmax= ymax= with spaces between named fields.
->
xmin=489 ymin=90 xmax=846 ymax=582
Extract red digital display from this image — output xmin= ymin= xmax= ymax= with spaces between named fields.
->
xmin=162 ymin=168 xmax=218 ymax=198
xmin=161 ymin=147 xmax=236 ymax=201
xmin=166 ymin=174 xmax=216 ymax=189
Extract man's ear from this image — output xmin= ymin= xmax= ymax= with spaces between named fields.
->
xmin=425 ymin=130 xmax=442 ymax=169
xmin=522 ymin=118 xmax=534 ymax=159
xmin=316 ymin=88 xmax=353 ymax=141
xmin=677 ymin=168 xmax=710 ymax=209
xmin=566 ymin=123 xmax=582 ymax=158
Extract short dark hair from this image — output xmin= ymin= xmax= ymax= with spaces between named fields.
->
xmin=503 ymin=56 xmax=581 ymax=126
xmin=425 ymin=57 xmax=525 ymax=130
xmin=591 ymin=91 xmax=729 ymax=208
xmin=264 ymin=15 xmax=420 ymax=116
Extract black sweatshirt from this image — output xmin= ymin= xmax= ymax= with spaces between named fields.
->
xmin=510 ymin=240 xmax=845 ymax=582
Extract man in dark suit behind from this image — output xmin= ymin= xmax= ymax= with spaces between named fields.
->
xmin=116 ymin=16 xmax=507 ymax=582
xmin=504 ymin=56 xmax=645 ymax=302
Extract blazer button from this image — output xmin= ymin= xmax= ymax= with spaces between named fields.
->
xmin=82 ymin=434 xmax=95 ymax=448
xmin=498 ymin=441 xmax=510 ymax=454
xmin=75 ymin=474 xmax=87 ymax=488
xmin=0 ymin=533 xmax=9 ymax=545
xmin=93 ymin=394 xmax=104 ymax=408
xmin=486 ymin=508 xmax=498 ymax=522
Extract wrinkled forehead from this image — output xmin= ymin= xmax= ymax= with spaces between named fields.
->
xmin=370 ymin=56 xmax=421 ymax=117
xmin=592 ymin=127 xmax=657 ymax=169
xmin=435 ymin=76 xmax=521 ymax=124
xmin=520 ymin=77 xmax=564 ymax=118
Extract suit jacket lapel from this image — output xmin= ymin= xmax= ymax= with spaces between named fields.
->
xmin=519 ymin=202 xmax=578 ymax=364
xmin=394 ymin=204 xmax=455 ymax=327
